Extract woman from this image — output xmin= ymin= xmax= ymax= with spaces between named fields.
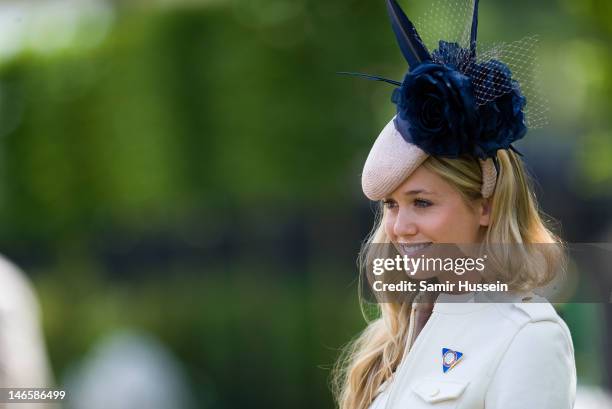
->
xmin=332 ymin=1 xmax=576 ymax=408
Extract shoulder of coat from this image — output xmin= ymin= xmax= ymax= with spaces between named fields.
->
xmin=488 ymin=293 xmax=574 ymax=354
xmin=512 ymin=294 xmax=575 ymax=354
xmin=491 ymin=292 xmax=562 ymax=327
xmin=510 ymin=294 xmax=560 ymax=322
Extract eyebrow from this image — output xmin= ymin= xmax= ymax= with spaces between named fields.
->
xmin=403 ymin=189 xmax=436 ymax=196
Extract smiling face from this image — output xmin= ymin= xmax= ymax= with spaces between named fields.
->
xmin=382 ymin=162 xmax=490 ymax=279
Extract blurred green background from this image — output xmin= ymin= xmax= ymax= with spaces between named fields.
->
xmin=0 ymin=0 xmax=610 ymax=407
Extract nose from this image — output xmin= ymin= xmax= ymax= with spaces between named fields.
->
xmin=393 ymin=208 xmax=418 ymax=238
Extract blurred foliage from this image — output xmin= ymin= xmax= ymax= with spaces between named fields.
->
xmin=0 ymin=2 xmax=382 ymax=245
xmin=34 ymin=259 xmax=364 ymax=408
xmin=0 ymin=0 xmax=609 ymax=408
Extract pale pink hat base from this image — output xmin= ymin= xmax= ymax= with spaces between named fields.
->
xmin=361 ymin=117 xmax=497 ymax=201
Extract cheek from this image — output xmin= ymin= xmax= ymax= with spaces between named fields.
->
xmin=425 ymin=204 xmax=480 ymax=242
xmin=419 ymin=210 xmax=453 ymax=240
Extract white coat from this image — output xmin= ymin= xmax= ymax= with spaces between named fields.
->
xmin=369 ymin=291 xmax=576 ymax=409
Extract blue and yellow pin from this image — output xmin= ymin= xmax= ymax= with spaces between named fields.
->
xmin=442 ymin=348 xmax=463 ymax=373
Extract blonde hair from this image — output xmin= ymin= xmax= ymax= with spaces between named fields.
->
xmin=331 ymin=150 xmax=563 ymax=409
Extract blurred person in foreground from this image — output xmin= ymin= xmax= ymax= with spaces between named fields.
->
xmin=332 ymin=1 xmax=576 ymax=408
xmin=0 ymin=254 xmax=54 ymax=408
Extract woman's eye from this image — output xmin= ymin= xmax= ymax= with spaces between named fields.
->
xmin=382 ymin=200 xmax=397 ymax=209
xmin=414 ymin=198 xmax=432 ymax=208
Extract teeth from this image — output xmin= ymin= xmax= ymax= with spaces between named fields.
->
xmin=399 ymin=242 xmax=431 ymax=254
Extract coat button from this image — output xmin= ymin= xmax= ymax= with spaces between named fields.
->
xmin=428 ymin=386 xmax=440 ymax=397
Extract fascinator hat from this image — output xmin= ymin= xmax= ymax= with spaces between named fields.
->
xmin=346 ymin=0 xmax=544 ymax=200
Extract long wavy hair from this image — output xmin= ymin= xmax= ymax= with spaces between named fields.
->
xmin=331 ymin=150 xmax=564 ymax=409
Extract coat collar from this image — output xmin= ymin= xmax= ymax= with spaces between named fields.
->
xmin=433 ymin=290 xmax=534 ymax=314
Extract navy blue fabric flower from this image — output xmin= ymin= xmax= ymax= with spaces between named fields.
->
xmin=431 ymin=41 xmax=472 ymax=72
xmin=472 ymin=60 xmax=527 ymax=158
xmin=472 ymin=59 xmax=514 ymax=98
xmin=391 ymin=54 xmax=527 ymax=160
xmin=392 ymin=63 xmax=480 ymax=158
xmin=340 ymin=0 xmax=534 ymax=164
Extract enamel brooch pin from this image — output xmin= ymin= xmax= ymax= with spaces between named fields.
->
xmin=442 ymin=348 xmax=463 ymax=373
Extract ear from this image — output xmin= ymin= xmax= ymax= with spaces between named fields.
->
xmin=479 ymin=198 xmax=491 ymax=227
